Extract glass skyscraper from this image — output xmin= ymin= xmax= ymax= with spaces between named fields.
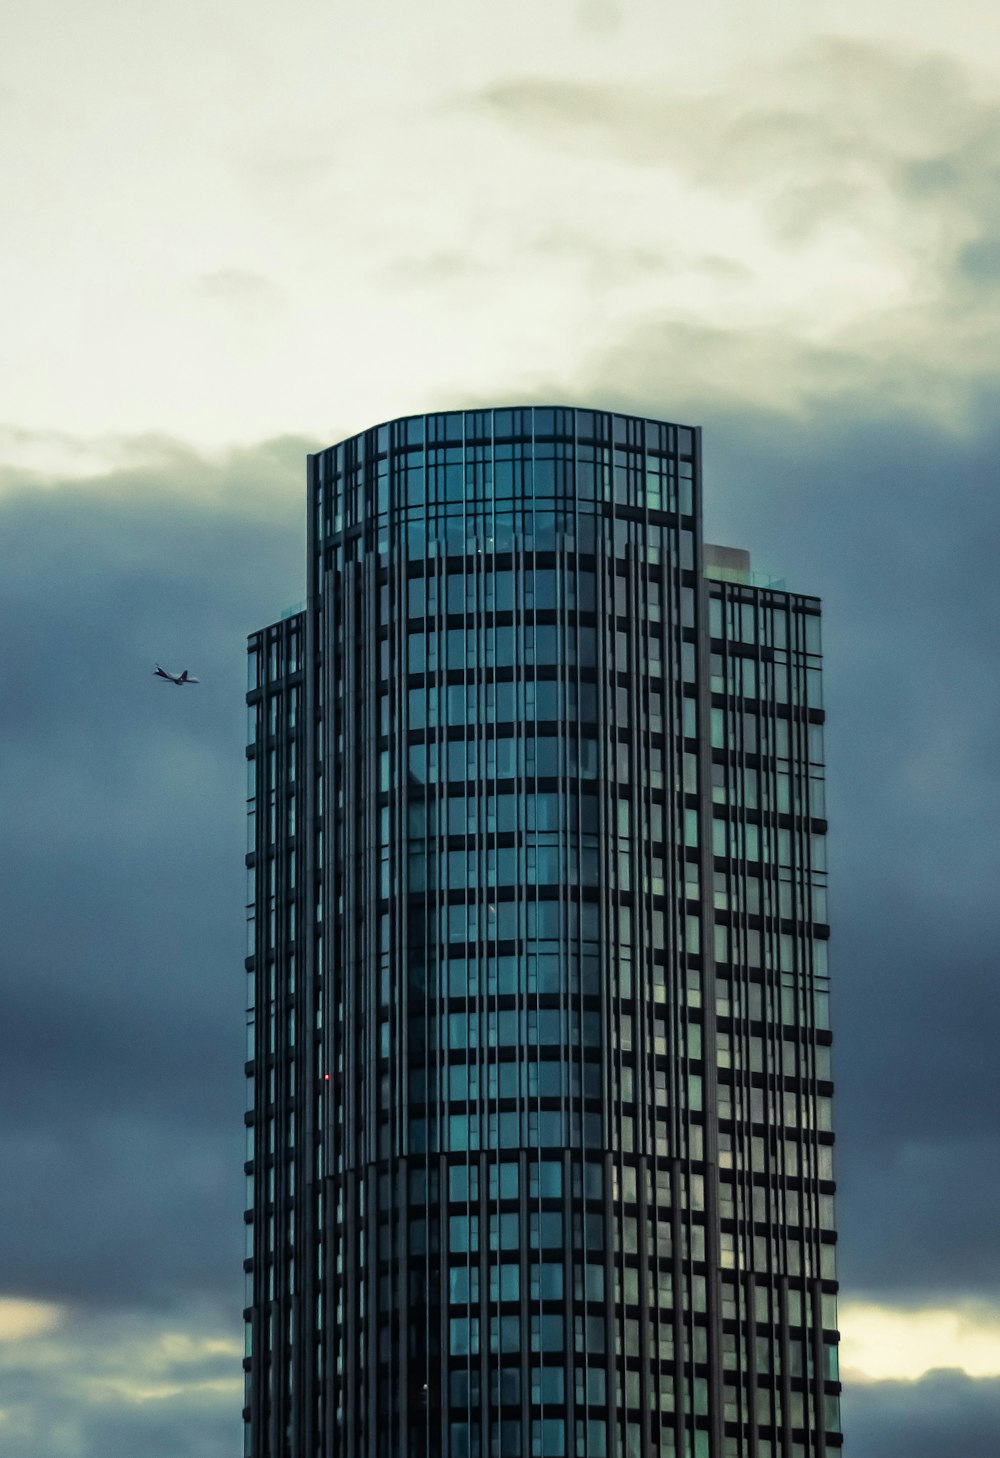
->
xmin=244 ymin=407 xmax=840 ymax=1458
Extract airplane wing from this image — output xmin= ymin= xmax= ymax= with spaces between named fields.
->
xmin=154 ymin=666 xmax=175 ymax=681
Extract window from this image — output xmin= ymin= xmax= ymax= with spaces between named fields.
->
xmin=449 ymin=1316 xmax=479 ymax=1356
xmin=531 ymin=1314 xmax=564 ymax=1352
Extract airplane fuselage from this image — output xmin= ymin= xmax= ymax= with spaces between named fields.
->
xmin=154 ymin=666 xmax=199 ymax=685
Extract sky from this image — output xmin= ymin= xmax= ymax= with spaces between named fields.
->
xmin=1 ymin=1 xmax=999 ymax=1453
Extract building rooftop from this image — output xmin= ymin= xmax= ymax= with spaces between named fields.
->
xmin=704 ymin=543 xmax=751 ymax=583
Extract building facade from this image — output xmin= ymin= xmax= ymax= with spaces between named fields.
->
xmin=244 ymin=407 xmax=840 ymax=1458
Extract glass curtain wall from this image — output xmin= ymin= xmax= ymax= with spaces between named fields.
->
xmin=243 ymin=407 xmax=841 ymax=1458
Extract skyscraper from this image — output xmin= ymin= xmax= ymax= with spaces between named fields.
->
xmin=244 ymin=407 xmax=840 ymax=1458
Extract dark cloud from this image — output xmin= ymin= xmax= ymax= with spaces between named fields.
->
xmin=695 ymin=400 xmax=1000 ymax=1305
xmin=842 ymin=1371 xmax=1000 ymax=1458
xmin=3 ymin=387 xmax=999 ymax=1458
xmin=0 ymin=436 xmax=309 ymax=1312
xmin=555 ymin=341 xmax=1000 ymax=1305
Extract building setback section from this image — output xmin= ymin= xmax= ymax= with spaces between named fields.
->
xmin=244 ymin=406 xmax=840 ymax=1458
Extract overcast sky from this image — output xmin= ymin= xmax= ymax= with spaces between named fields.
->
xmin=2 ymin=2 xmax=999 ymax=1454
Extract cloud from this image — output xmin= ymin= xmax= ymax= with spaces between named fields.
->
xmin=574 ymin=0 xmax=623 ymax=37
xmin=841 ymin=1301 xmax=1000 ymax=1381
xmin=566 ymin=317 xmax=885 ymax=420
xmin=378 ymin=229 xmax=682 ymax=305
xmin=525 ymin=226 xmax=677 ymax=281
xmin=379 ymin=249 xmax=486 ymax=288
xmin=0 ymin=1305 xmax=240 ymax=1458
xmin=700 ymin=400 xmax=1000 ymax=1312
xmin=190 ymin=268 xmax=283 ymax=307
xmin=468 ymin=39 xmax=1000 ymax=425
xmin=0 ymin=436 xmax=308 ymax=1313
xmin=842 ymin=1370 xmax=1000 ymax=1458
xmin=955 ymin=234 xmax=1000 ymax=284
xmin=474 ymin=38 xmax=988 ymax=196
xmin=0 ymin=1299 xmax=65 ymax=1343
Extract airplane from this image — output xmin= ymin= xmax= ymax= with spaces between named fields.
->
xmin=154 ymin=665 xmax=200 ymax=685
